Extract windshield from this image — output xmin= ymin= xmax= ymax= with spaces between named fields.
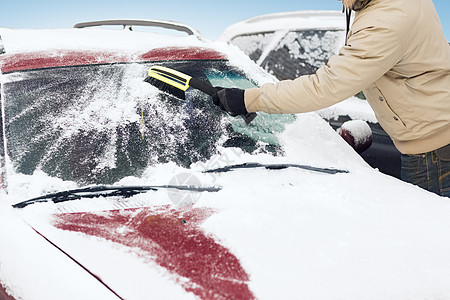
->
xmin=231 ymin=29 xmax=345 ymax=80
xmin=2 ymin=60 xmax=295 ymax=185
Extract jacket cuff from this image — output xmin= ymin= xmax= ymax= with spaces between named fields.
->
xmin=244 ymin=88 xmax=261 ymax=113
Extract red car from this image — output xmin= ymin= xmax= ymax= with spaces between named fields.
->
xmin=0 ymin=19 xmax=297 ymax=300
xmin=1 ymin=20 xmax=449 ymax=300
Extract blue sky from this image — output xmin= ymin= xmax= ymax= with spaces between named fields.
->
xmin=1 ymin=0 xmax=449 ymax=41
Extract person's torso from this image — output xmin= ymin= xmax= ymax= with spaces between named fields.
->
xmin=353 ymin=0 xmax=450 ymax=153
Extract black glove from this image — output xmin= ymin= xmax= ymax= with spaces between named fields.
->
xmin=212 ymin=88 xmax=248 ymax=117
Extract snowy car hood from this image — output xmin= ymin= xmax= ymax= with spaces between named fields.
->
xmin=3 ymin=114 xmax=450 ymax=300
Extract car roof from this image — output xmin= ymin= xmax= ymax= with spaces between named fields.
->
xmin=218 ymin=10 xmax=345 ymax=42
xmin=0 ymin=19 xmax=230 ymax=73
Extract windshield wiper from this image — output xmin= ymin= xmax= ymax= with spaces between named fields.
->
xmin=12 ymin=185 xmax=221 ymax=209
xmin=203 ymin=162 xmax=348 ymax=175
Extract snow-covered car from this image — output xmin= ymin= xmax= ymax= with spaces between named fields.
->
xmin=218 ymin=10 xmax=402 ymax=178
xmin=1 ymin=20 xmax=450 ymax=300
xmin=218 ymin=11 xmax=345 ymax=80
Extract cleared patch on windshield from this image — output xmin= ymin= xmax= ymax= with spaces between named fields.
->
xmin=203 ymin=68 xmax=296 ymax=151
xmin=204 ymin=69 xmax=257 ymax=90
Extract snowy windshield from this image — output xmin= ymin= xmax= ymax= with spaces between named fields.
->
xmin=1 ymin=60 xmax=295 ymax=185
xmin=231 ymin=29 xmax=345 ymax=80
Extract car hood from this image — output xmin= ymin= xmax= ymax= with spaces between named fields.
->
xmin=3 ymin=114 xmax=450 ymax=299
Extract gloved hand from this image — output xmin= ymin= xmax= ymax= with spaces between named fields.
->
xmin=212 ymin=88 xmax=248 ymax=117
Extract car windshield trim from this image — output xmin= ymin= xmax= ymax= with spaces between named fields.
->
xmin=12 ymin=184 xmax=221 ymax=209
xmin=203 ymin=162 xmax=348 ymax=175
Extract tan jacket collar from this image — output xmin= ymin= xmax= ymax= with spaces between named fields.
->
xmin=342 ymin=0 xmax=373 ymax=11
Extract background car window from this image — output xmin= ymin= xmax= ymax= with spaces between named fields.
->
xmin=2 ymin=60 xmax=294 ymax=185
xmin=260 ymin=30 xmax=344 ymax=80
xmin=0 ymin=86 xmax=5 ymax=189
xmin=0 ymin=35 xmax=4 ymax=54
xmin=230 ymin=30 xmax=344 ymax=80
xmin=230 ymin=32 xmax=277 ymax=62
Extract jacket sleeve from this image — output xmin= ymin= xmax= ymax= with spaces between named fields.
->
xmin=244 ymin=25 xmax=404 ymax=114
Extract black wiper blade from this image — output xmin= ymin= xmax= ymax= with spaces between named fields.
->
xmin=203 ymin=162 xmax=348 ymax=175
xmin=12 ymin=185 xmax=221 ymax=209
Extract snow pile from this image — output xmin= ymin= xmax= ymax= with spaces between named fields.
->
xmin=340 ymin=119 xmax=372 ymax=145
xmin=338 ymin=119 xmax=373 ymax=153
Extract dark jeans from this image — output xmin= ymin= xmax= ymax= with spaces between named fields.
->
xmin=401 ymin=144 xmax=450 ymax=198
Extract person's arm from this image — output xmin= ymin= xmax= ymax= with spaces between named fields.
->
xmin=215 ymin=24 xmax=403 ymax=116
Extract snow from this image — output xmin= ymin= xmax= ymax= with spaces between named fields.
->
xmin=0 ymin=27 xmax=207 ymax=54
xmin=317 ymin=96 xmax=378 ymax=124
xmin=339 ymin=119 xmax=372 ymax=145
xmin=0 ymin=201 xmax=120 ymax=300
xmin=2 ymin=113 xmax=450 ymax=300
xmin=1 ymin=25 xmax=450 ymax=300
xmin=193 ymin=117 xmax=450 ymax=300
xmin=217 ymin=11 xmax=345 ymax=43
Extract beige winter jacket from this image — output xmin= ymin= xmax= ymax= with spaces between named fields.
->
xmin=245 ymin=0 xmax=450 ymax=154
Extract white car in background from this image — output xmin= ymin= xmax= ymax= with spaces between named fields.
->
xmin=0 ymin=19 xmax=450 ymax=300
xmin=218 ymin=11 xmax=402 ymax=179
xmin=218 ymin=10 xmax=345 ymax=80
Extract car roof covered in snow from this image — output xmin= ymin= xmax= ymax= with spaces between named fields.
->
xmin=0 ymin=19 xmax=210 ymax=54
xmin=218 ymin=10 xmax=345 ymax=42
xmin=0 ymin=20 xmax=266 ymax=74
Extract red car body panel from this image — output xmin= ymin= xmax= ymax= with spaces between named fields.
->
xmin=0 ymin=284 xmax=15 ymax=300
xmin=53 ymin=206 xmax=255 ymax=300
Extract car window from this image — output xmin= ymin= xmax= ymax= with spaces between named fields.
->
xmin=261 ymin=30 xmax=345 ymax=80
xmin=0 ymin=35 xmax=4 ymax=55
xmin=230 ymin=32 xmax=278 ymax=62
xmin=2 ymin=60 xmax=295 ymax=185
xmin=231 ymin=30 xmax=345 ymax=80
